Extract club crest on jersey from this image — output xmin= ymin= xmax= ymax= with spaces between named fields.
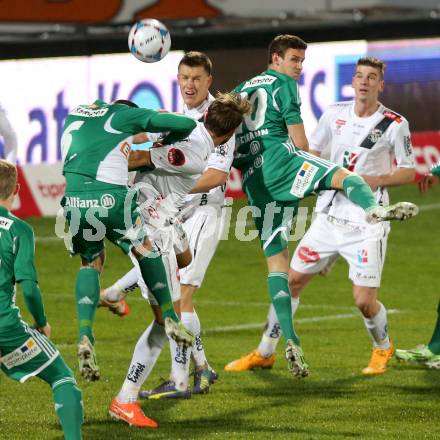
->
xmin=290 ymin=162 xmax=318 ymax=198
xmin=167 ymin=148 xmax=186 ymax=166
xmin=1 ymin=338 xmax=42 ymax=369
xmin=368 ymin=129 xmax=383 ymax=143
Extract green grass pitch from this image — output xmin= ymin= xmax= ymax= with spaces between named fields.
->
xmin=1 ymin=183 xmax=439 ymax=439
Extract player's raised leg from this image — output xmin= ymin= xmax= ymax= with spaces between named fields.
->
xmin=329 ymin=169 xmax=418 ymax=223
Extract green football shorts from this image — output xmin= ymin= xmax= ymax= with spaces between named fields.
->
xmin=0 ymin=322 xmax=59 ymax=383
xmin=60 ymin=186 xmax=146 ymax=262
xmin=242 ymin=150 xmax=339 ymax=257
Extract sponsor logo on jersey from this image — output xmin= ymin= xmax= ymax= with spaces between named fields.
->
xmin=120 ymin=141 xmax=131 ymax=158
xmin=100 ymin=194 xmax=116 ymax=208
xmin=242 ymin=75 xmax=277 ymax=90
xmin=0 ymin=216 xmax=13 ymax=230
xmin=250 ymin=141 xmax=260 ymax=155
xmin=167 ymin=148 xmax=186 ymax=166
xmin=404 ymin=135 xmax=413 ymax=157
xmin=368 ymin=129 xmax=383 ymax=143
xmin=335 ymin=119 xmax=346 ymax=134
xmin=383 ymin=111 xmax=402 ymax=123
xmin=254 ymin=155 xmax=263 ymax=169
xmin=236 ymin=129 xmax=269 ymax=147
xmin=357 ymin=249 xmax=368 ymax=263
xmin=70 ymin=106 xmax=108 ymax=118
xmin=1 ymin=338 xmax=42 ymax=370
xmin=343 ymin=151 xmax=359 ymax=172
xmin=290 ymin=162 xmax=319 ymax=198
xmin=64 ymin=195 xmax=115 ymax=208
xmin=297 ymin=246 xmax=320 ymax=263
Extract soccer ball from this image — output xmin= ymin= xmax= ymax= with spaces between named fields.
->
xmin=128 ymin=19 xmax=171 ymax=63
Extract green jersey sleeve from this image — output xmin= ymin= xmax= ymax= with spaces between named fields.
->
xmin=112 ymin=107 xmax=196 ymax=144
xmin=276 ymin=80 xmax=303 ymax=126
xmin=431 ymin=160 xmax=440 ymax=177
xmin=14 ymin=221 xmax=38 ymax=283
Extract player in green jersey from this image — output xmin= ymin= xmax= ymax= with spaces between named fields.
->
xmin=226 ymin=35 xmax=418 ymax=377
xmin=0 ymin=160 xmax=83 ymax=440
xmin=60 ymin=99 xmax=197 ymax=381
xmin=395 ymin=161 xmax=440 ymax=369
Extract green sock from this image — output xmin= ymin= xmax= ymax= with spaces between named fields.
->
xmin=75 ymin=267 xmax=100 ymax=344
xmin=138 ymin=253 xmax=179 ymax=322
xmin=267 ymin=272 xmax=300 ymax=345
xmin=53 ymin=383 xmax=84 ymax=440
xmin=428 ymin=300 xmax=440 ymax=354
xmin=342 ymin=174 xmax=378 ymax=211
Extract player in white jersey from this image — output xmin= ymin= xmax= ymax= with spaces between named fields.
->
xmin=0 ymin=102 xmax=18 ymax=163
xmin=104 ymin=52 xmax=234 ymax=395
xmin=227 ymin=57 xmax=416 ymax=376
xmin=108 ymin=92 xmax=251 ymax=427
xmin=178 ymin=52 xmax=235 ymax=395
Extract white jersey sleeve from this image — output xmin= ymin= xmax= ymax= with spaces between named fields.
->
xmin=309 ymin=110 xmax=332 ymax=154
xmin=0 ymin=104 xmax=18 ymax=163
xmin=388 ymin=118 xmax=415 ymax=168
xmin=206 ymin=136 xmax=235 ymax=173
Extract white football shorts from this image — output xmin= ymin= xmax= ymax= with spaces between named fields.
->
xmin=290 ymin=213 xmax=389 ymax=287
xmin=179 ymin=205 xmax=224 ymax=287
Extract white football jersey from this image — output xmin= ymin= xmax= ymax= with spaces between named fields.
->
xmin=135 ymin=122 xmax=214 ymax=217
xmin=312 ymin=101 xmax=415 ymax=223
xmin=183 ymin=94 xmax=235 ymax=209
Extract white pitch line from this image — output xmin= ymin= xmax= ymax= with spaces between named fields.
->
xmin=44 ymin=293 xmax=361 ymax=311
xmin=204 ymin=309 xmax=400 ymax=334
xmin=54 ymin=309 xmax=400 ymax=348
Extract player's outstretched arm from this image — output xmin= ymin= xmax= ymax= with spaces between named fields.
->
xmin=362 ymin=167 xmax=416 ymax=191
xmin=148 ymin=112 xmax=196 ymax=145
xmin=128 ymin=150 xmax=154 ymax=171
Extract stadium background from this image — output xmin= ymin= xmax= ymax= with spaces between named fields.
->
xmin=0 ymin=1 xmax=439 ymax=439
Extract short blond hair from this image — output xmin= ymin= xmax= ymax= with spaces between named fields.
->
xmin=205 ymin=92 xmax=251 ymax=136
xmin=0 ymin=160 xmax=17 ymax=200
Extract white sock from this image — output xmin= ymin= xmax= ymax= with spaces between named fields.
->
xmin=191 ymin=310 xmax=209 ymax=369
xmin=257 ymin=298 xmax=300 ymax=357
xmin=117 ymin=321 xmax=167 ymax=403
xmin=363 ymin=302 xmax=391 ymax=349
xmin=169 ymin=337 xmax=191 ymax=391
xmin=105 ymin=268 xmax=139 ymax=302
